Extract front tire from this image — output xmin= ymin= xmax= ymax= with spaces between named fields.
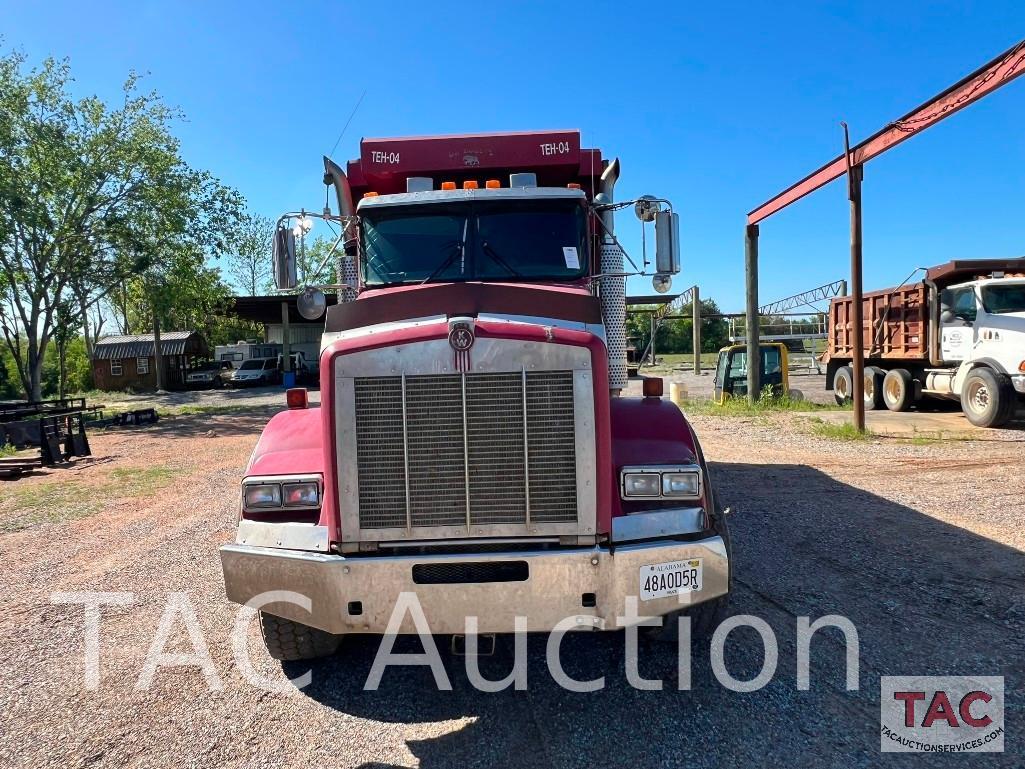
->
xmin=259 ymin=612 xmax=340 ymax=661
xmin=962 ymin=368 xmax=1015 ymax=428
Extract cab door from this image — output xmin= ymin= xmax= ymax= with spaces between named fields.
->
xmin=940 ymin=287 xmax=977 ymax=362
xmin=713 ymin=349 xmax=730 ymax=404
xmin=760 ymin=344 xmax=786 ymax=397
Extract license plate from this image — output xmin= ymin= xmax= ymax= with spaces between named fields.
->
xmin=639 ymin=559 xmax=702 ymax=601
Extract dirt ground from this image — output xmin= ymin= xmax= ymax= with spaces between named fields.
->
xmin=1 ymin=406 xmax=1022 ymax=768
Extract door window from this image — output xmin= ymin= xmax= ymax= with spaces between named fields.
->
xmin=950 ymin=288 xmax=977 ymax=322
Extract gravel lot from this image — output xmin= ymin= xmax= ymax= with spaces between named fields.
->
xmin=1 ymin=407 xmax=1022 ymax=768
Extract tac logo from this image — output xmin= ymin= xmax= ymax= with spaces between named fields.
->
xmin=880 ymin=676 xmax=1004 ymax=753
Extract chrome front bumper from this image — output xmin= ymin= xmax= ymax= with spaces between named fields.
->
xmin=220 ymin=535 xmax=729 ymax=635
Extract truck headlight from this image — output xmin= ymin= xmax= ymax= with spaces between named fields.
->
xmin=244 ymin=483 xmax=281 ymax=508
xmin=662 ymin=471 xmax=701 ymax=497
xmin=283 ymin=481 xmax=319 ymax=507
xmin=620 ymin=465 xmax=703 ymax=501
xmin=242 ymin=474 xmax=323 ymax=514
xmin=622 ymin=472 xmax=661 ymax=497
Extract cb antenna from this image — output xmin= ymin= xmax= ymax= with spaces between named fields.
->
xmin=328 ymin=89 xmax=367 ymax=158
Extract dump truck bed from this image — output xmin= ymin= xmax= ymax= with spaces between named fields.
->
xmin=827 ymin=283 xmax=929 ymax=360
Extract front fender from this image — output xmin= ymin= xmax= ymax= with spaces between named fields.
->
xmin=246 ymin=407 xmax=325 ymax=477
xmin=609 ymin=397 xmax=711 ymax=522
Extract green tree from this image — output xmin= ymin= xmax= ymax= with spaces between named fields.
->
xmin=0 ymin=50 xmax=242 ymax=398
xmin=626 ymin=298 xmax=729 ymax=357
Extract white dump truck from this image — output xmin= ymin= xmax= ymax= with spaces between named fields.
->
xmin=824 ymin=259 xmax=1025 ymax=427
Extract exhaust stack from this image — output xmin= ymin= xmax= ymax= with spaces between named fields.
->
xmin=598 ymin=158 xmax=628 ymax=393
xmin=323 ymin=156 xmax=358 ymax=301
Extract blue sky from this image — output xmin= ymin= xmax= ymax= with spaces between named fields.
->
xmin=3 ymin=1 xmax=1024 ymax=311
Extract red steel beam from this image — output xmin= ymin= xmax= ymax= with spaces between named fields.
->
xmin=748 ymin=39 xmax=1025 ymax=225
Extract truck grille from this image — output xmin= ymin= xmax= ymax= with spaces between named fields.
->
xmin=353 ymin=371 xmax=578 ymax=530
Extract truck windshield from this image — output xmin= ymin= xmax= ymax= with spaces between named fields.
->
xmin=981 ymin=284 xmax=1025 ymax=314
xmin=361 ymin=199 xmax=588 ymax=286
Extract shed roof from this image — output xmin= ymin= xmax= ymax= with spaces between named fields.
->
xmin=93 ymin=331 xmax=206 ymax=360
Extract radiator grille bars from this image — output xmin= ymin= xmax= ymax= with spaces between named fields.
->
xmin=353 ymin=371 xmax=578 ymax=531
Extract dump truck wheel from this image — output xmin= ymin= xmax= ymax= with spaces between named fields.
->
xmin=882 ymin=369 xmax=914 ymax=412
xmin=962 ymin=368 xmax=1015 ymax=428
xmin=260 ymin=612 xmax=340 ymax=661
xmin=833 ymin=366 xmax=854 ymax=405
xmin=863 ymin=367 xmax=885 ymax=411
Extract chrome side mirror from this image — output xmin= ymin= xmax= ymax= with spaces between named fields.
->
xmin=272 ymin=227 xmax=297 ymax=290
xmin=655 ymin=210 xmax=680 ymax=275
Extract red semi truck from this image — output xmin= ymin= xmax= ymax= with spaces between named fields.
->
xmin=219 ymin=130 xmax=731 ymax=659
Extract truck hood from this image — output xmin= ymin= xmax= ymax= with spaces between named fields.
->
xmin=323 ymin=282 xmax=601 ymax=333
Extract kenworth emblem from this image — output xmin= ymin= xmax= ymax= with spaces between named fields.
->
xmin=448 ymin=317 xmax=475 ymax=372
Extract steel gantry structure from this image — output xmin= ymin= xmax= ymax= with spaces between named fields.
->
xmin=759 ymin=280 xmax=847 ymax=315
xmin=744 ymin=39 xmax=1025 ymax=430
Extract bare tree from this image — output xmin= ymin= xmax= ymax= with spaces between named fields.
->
xmin=226 ymin=214 xmax=273 ymax=295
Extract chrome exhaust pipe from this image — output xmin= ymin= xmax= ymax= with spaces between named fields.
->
xmin=323 ymin=156 xmax=357 ymax=299
xmin=598 ymin=158 xmax=628 ymax=393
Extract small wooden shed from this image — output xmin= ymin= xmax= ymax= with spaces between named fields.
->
xmin=92 ymin=331 xmax=207 ymax=390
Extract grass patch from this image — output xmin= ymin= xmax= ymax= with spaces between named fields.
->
xmin=680 ymin=394 xmax=847 ymax=417
xmin=109 ymin=465 xmax=177 ymax=495
xmin=157 ymin=404 xmax=270 ymax=417
xmin=0 ymin=442 xmax=18 ymax=458
xmin=808 ymin=419 xmax=873 ymax=441
xmin=643 ymin=352 xmax=722 ymax=372
xmin=2 ymin=481 xmax=102 ymax=532
xmin=1 ymin=463 xmax=177 ymax=533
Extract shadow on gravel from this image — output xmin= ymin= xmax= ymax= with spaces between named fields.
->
xmin=147 ymin=411 xmax=278 ymax=439
xmin=285 ymin=464 xmax=1024 ymax=769
xmin=90 ymin=410 xmax=278 ymax=441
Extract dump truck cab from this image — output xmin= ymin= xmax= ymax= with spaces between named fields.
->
xmin=219 ymin=131 xmax=731 ymax=659
xmin=714 ymin=342 xmax=789 ymax=404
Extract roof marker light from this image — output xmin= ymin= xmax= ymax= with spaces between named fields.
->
xmin=567 ymin=183 xmax=581 ymax=189
xmin=485 ymin=179 xmax=501 ymax=189
xmin=441 ymin=181 xmax=457 ymax=190
xmin=363 ymin=191 xmax=379 ymax=198
xmin=463 ymin=180 xmax=479 ymax=190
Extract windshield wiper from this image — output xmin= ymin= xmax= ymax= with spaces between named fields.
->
xmin=421 ymin=219 xmax=470 ymax=285
xmin=420 ymin=240 xmax=463 ymax=285
xmin=480 ymin=241 xmax=523 ymax=279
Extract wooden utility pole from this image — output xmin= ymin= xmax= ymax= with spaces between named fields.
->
xmin=153 ymin=312 xmax=164 ymax=391
xmin=692 ymin=285 xmax=702 ymax=374
xmin=745 ymin=224 xmax=760 ymax=402
xmin=844 ymin=122 xmax=866 ymax=432
xmin=281 ymin=300 xmax=291 ymax=378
